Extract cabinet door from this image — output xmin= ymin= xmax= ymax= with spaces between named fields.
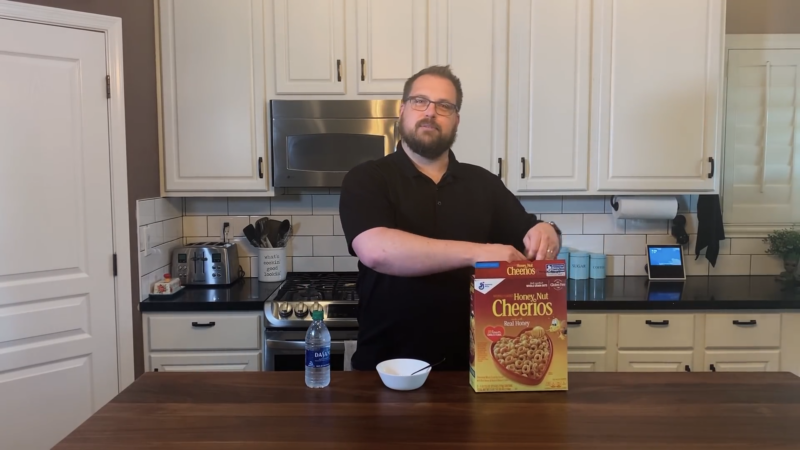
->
xmin=160 ymin=0 xmax=268 ymax=193
xmin=356 ymin=0 xmax=428 ymax=94
xmin=705 ymin=350 xmax=780 ymax=372
xmin=592 ymin=0 xmax=724 ymax=192
xmin=722 ymin=50 xmax=800 ymax=224
xmin=508 ymin=0 xmax=592 ymax=192
xmin=568 ymin=350 xmax=608 ymax=372
xmin=273 ymin=0 xmax=346 ymax=94
xmin=617 ymin=351 xmax=694 ymax=372
xmin=150 ymin=352 xmax=262 ymax=372
xmin=428 ymin=0 xmax=507 ymax=174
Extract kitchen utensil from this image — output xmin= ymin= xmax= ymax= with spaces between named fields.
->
xmin=410 ymin=357 xmax=445 ymax=375
xmin=254 ymin=218 xmax=273 ymax=248
xmin=265 ymin=219 xmax=283 ymax=248
xmin=242 ymin=224 xmax=261 ymax=248
xmin=276 ymin=220 xmax=292 ymax=248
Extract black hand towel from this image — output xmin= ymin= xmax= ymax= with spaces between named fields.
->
xmin=695 ymin=194 xmax=725 ymax=267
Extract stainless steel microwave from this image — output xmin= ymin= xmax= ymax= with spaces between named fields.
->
xmin=269 ymin=100 xmax=401 ymax=187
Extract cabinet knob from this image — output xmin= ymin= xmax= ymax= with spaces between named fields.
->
xmin=337 ymin=59 xmax=342 ymax=82
xmin=709 ymin=364 xmax=716 ymax=372
xmin=707 ymin=157 xmax=715 ymax=178
xmin=191 ymin=321 xmax=216 ymax=328
xmin=685 ymin=365 xmax=691 ymax=372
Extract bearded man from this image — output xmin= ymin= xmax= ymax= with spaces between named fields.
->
xmin=338 ymin=65 xmax=562 ymax=371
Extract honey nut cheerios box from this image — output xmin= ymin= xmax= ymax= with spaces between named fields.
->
xmin=469 ymin=260 xmax=568 ymax=393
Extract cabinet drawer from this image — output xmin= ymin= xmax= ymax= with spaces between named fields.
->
xmin=705 ymin=314 xmax=781 ymax=348
xmin=618 ymin=314 xmax=694 ymax=349
xmin=617 ymin=351 xmax=694 ymax=372
xmin=150 ymin=351 xmax=262 ymax=372
xmin=147 ymin=313 xmax=261 ymax=351
xmin=566 ymin=314 xmax=607 ymax=348
xmin=704 ymin=350 xmax=780 ymax=372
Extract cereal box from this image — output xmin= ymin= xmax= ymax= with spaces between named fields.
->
xmin=469 ymin=260 xmax=568 ymax=393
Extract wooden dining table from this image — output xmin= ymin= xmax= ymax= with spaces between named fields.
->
xmin=54 ymin=371 xmax=800 ymax=449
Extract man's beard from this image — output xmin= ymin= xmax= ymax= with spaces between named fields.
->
xmin=398 ymin=116 xmax=457 ymax=160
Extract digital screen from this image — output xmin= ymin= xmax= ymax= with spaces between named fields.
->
xmin=178 ymin=254 xmax=187 ymax=263
xmin=648 ymin=291 xmax=682 ymax=301
xmin=649 ymin=247 xmax=682 ymax=266
xmin=212 ymin=254 xmax=222 ymax=263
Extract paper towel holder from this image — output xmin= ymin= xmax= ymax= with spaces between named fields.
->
xmin=609 ymin=196 xmax=619 ymax=211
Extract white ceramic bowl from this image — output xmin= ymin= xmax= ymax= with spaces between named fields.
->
xmin=376 ymin=358 xmax=432 ymax=391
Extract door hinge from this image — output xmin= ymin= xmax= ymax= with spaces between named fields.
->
xmin=113 ymin=253 xmax=118 ymax=276
xmin=106 ymin=75 xmax=111 ymax=99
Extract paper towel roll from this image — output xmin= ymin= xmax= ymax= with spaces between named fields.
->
xmin=611 ymin=196 xmax=678 ymax=220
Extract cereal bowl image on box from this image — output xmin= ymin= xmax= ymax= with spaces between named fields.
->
xmin=376 ymin=359 xmax=431 ymax=391
xmin=470 ymin=260 xmax=568 ymax=393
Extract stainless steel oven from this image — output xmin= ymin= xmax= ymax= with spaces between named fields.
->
xmin=270 ymin=100 xmax=401 ymax=187
xmin=264 ymin=328 xmax=358 ymax=371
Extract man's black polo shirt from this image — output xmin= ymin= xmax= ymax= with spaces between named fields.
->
xmin=339 ymin=141 xmax=540 ymax=371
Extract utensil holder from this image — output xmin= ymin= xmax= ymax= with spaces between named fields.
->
xmin=258 ymin=247 xmax=287 ymax=282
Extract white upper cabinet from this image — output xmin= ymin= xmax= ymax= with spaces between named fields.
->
xmin=592 ymin=0 xmax=725 ymax=192
xmin=722 ymin=49 xmax=800 ymax=226
xmin=508 ymin=0 xmax=592 ymax=192
xmin=429 ymin=0 xmax=508 ymax=175
xmin=273 ymin=0 xmax=346 ymax=94
xmin=160 ymin=0 xmax=269 ymax=194
xmin=356 ymin=0 xmax=428 ymax=94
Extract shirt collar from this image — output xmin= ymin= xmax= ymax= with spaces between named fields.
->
xmin=394 ymin=140 xmax=461 ymax=181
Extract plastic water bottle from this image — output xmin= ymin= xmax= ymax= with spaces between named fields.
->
xmin=305 ymin=310 xmax=331 ymax=388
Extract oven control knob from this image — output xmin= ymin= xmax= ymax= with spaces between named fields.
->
xmin=310 ymin=302 xmax=324 ymax=317
xmin=294 ymin=302 xmax=309 ymax=318
xmin=278 ymin=302 xmax=293 ymax=319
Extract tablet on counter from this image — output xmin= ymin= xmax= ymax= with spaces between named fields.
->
xmin=646 ymin=244 xmax=686 ymax=281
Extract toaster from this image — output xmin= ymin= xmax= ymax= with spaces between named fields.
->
xmin=171 ymin=242 xmax=242 ymax=286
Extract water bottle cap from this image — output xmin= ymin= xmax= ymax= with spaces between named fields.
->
xmin=311 ymin=310 xmax=324 ymax=321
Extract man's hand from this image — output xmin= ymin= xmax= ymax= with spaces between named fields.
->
xmin=473 ymin=244 xmax=527 ymax=264
xmin=523 ymin=222 xmax=561 ymax=260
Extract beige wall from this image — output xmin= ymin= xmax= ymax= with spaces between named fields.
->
xmin=727 ymin=0 xmax=800 ymax=34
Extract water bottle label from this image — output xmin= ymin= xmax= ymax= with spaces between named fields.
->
xmin=306 ymin=346 xmax=330 ymax=368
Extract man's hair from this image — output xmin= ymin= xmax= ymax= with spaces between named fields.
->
xmin=402 ymin=65 xmax=463 ymax=111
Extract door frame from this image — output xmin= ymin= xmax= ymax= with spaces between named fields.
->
xmin=0 ymin=1 xmax=135 ymax=391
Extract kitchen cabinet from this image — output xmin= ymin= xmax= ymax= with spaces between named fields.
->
xmin=272 ymin=0 xmax=346 ymax=94
xmin=617 ymin=351 xmax=694 ymax=372
xmin=566 ymin=313 xmax=613 ymax=372
xmin=568 ymin=350 xmax=608 ymax=372
xmin=508 ymin=0 xmax=592 ymax=192
xmin=702 ymin=313 xmax=781 ymax=372
xmin=159 ymin=0 xmax=270 ymax=195
xmin=143 ymin=311 xmax=264 ymax=372
xmin=507 ymin=0 xmax=725 ymax=195
xmin=704 ymin=350 xmax=780 ymax=372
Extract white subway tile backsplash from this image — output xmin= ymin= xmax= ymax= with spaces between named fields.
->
xmin=239 ymin=257 xmax=252 ymax=277
xmin=232 ymin=237 xmax=259 ymax=257
xmin=605 ymin=255 xmax=625 ymax=276
xmin=140 ymin=238 xmax=182 ymax=276
xmin=272 ymin=195 xmax=313 ymax=215
xmin=313 ymin=236 xmax=350 ymax=256
xmin=183 ymin=216 xmax=208 ymax=237
xmin=676 ymin=195 xmax=692 ymax=213
xmin=163 ymin=217 xmax=182 ymax=243
xmin=250 ymin=257 xmax=259 ymax=278
xmin=541 ymin=214 xmax=582 ymax=234
xmin=750 ymin=255 xmax=784 ymax=275
xmin=208 ymin=216 xmax=250 ymax=239
xmin=145 ymin=221 xmax=164 ymax=248
xmin=334 ymin=256 xmax=359 ymax=272
xmin=293 ymin=215 xmax=333 ymax=235
xmin=185 ymin=236 xmax=214 ymax=244
xmin=685 ymin=255 xmax=709 ymax=275
xmin=731 ymin=238 xmax=768 ymax=255
xmin=624 ymin=256 xmax=648 ymax=276
xmin=562 ymin=235 xmax=604 ymax=254
xmin=646 ymin=234 xmax=678 ymax=246
xmin=709 ymin=255 xmax=751 ymax=276
xmin=228 ymin=198 xmax=270 ymax=216
xmin=293 ymin=257 xmax=333 ymax=272
xmin=625 ymin=219 xmax=668 ymax=235
xmin=137 ymin=199 xmax=156 ymax=226
xmin=686 ymin=234 xmax=730 ymax=255
xmin=140 ymin=264 xmax=169 ymax=300
xmin=333 ymin=215 xmax=344 ymax=235
xmin=287 ymin=236 xmax=313 ymax=257
xmin=604 ymin=235 xmax=646 ymax=255
xmin=155 ymin=197 xmax=182 ymax=221
xmin=520 ymin=197 xmax=562 ymax=214
xmin=562 ymin=196 xmax=605 ymax=213
xmin=312 ymin=195 xmax=340 ymax=215
xmin=185 ymin=197 xmax=228 ymax=216
xmin=583 ymin=214 xmax=625 ymax=235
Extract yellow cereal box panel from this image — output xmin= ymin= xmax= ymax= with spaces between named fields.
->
xmin=469 ymin=260 xmax=568 ymax=393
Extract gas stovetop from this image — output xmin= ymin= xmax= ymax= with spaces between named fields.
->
xmin=264 ymin=272 xmax=359 ymax=328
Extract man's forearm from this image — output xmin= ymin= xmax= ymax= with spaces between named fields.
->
xmin=352 ymin=227 xmax=480 ymax=277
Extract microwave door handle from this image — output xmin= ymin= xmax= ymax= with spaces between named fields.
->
xmin=265 ymin=340 xmax=346 ymax=352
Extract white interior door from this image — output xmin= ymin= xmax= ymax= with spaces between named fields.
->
xmin=0 ymin=18 xmax=118 ymax=450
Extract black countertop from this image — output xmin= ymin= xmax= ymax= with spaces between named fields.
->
xmin=139 ymin=275 xmax=800 ymax=313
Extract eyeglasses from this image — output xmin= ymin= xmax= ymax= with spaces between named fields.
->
xmin=405 ymin=96 xmax=459 ymax=116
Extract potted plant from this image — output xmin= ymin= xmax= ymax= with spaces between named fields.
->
xmin=763 ymin=227 xmax=800 ymax=281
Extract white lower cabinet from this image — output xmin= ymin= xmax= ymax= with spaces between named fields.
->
xmin=568 ymin=350 xmax=608 ymax=372
xmin=704 ymin=350 xmax=780 ymax=373
xmin=617 ymin=351 xmax=694 ymax=372
xmin=150 ymin=351 xmax=263 ymax=372
xmin=143 ymin=311 xmax=264 ymax=372
xmin=566 ymin=313 xmax=611 ymax=372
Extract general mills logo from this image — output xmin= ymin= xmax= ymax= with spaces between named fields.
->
xmin=479 ymin=282 xmax=485 ymax=290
